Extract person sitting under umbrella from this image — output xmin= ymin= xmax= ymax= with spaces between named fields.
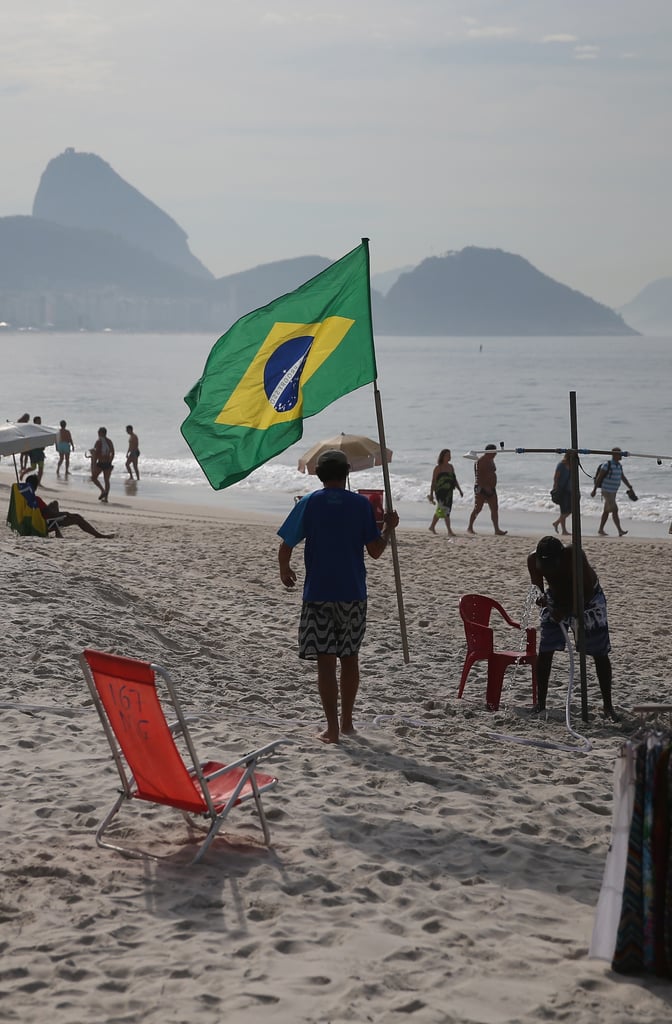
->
xmin=20 ymin=475 xmax=114 ymax=539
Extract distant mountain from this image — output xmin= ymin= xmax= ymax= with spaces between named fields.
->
xmin=618 ymin=278 xmax=672 ymax=335
xmin=371 ymin=265 xmax=416 ymax=295
xmin=0 ymin=216 xmax=209 ymax=295
xmin=33 ymin=148 xmax=212 ymax=280
xmin=212 ymin=256 xmax=331 ymax=322
xmin=0 ymin=216 xmax=341 ymax=331
xmin=0 ymin=149 xmax=641 ymax=334
xmin=378 ymin=248 xmax=638 ymax=336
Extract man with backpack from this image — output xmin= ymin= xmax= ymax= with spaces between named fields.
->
xmin=591 ymin=446 xmax=634 ymax=537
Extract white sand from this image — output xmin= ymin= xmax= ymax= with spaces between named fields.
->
xmin=1 ymin=475 xmax=671 ymax=1023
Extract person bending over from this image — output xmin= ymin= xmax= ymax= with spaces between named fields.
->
xmin=527 ymin=535 xmax=616 ymax=719
xmin=277 ymin=449 xmax=398 ymax=745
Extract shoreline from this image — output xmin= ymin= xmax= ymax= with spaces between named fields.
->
xmin=2 ymin=464 xmax=669 ymax=541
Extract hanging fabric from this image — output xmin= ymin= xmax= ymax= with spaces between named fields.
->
xmin=591 ymin=734 xmax=672 ymax=978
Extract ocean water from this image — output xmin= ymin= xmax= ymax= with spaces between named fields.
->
xmin=2 ymin=331 xmax=671 ymax=532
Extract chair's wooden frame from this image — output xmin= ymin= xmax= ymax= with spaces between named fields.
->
xmin=80 ymin=649 xmax=286 ymax=864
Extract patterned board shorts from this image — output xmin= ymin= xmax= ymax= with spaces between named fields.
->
xmin=299 ymin=601 xmax=367 ymax=660
xmin=539 ymin=585 xmax=611 ymax=657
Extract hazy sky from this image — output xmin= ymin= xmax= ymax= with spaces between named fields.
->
xmin=3 ymin=1 xmax=670 ymax=306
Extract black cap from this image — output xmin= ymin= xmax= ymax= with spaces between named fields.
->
xmin=535 ymin=536 xmax=564 ymax=561
xmin=316 ymin=449 xmax=349 ymax=469
xmin=485 ymin=443 xmax=497 ymax=451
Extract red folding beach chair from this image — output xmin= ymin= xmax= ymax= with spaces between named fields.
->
xmin=80 ymin=649 xmax=286 ymax=863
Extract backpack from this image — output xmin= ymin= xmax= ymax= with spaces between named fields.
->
xmin=593 ymin=461 xmax=612 ymax=487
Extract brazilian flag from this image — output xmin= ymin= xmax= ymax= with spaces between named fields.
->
xmin=7 ymin=483 xmax=47 ymax=537
xmin=181 ymin=241 xmax=377 ymax=490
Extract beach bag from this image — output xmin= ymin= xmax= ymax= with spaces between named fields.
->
xmin=594 ymin=461 xmax=612 ymax=488
xmin=550 ymin=487 xmax=561 ymax=504
xmin=626 ymin=487 xmax=638 ymax=501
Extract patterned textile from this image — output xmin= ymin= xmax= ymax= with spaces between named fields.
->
xmin=612 ymin=744 xmax=646 ymax=973
xmin=652 ymin=748 xmax=671 ymax=976
xmin=610 ymin=738 xmax=672 ymax=977
xmin=665 ymin=754 xmax=672 ymax=975
xmin=642 ymin=738 xmax=660 ymax=969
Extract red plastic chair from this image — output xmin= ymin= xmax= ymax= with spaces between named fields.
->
xmin=457 ymin=594 xmax=538 ymax=711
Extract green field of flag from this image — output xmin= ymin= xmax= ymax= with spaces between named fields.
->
xmin=181 ymin=241 xmax=377 ymax=490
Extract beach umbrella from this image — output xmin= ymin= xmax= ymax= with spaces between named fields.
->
xmin=298 ymin=433 xmax=393 ymax=474
xmin=0 ymin=421 xmax=59 ymax=481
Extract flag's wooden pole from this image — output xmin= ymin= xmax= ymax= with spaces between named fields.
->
xmin=361 ymin=237 xmax=409 ymax=664
xmin=374 ymin=381 xmax=410 ymax=664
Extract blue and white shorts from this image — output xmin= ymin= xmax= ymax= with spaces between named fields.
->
xmin=539 ymin=585 xmax=611 ymax=657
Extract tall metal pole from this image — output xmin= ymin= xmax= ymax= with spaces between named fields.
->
xmin=569 ymin=392 xmax=588 ymax=721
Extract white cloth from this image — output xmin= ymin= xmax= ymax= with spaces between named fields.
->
xmin=589 ymin=746 xmax=636 ymax=961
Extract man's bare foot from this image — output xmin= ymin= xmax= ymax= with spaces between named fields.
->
xmin=318 ymin=730 xmax=339 ymax=744
xmin=618 ymin=530 xmax=628 ymax=536
xmin=598 ymin=530 xmax=608 ymax=536
xmin=340 ymin=720 xmax=356 ymax=735
xmin=552 ymin=521 xmax=559 ymax=534
xmin=428 ymin=527 xmax=436 ymax=533
xmin=602 ymin=707 xmax=620 ymax=722
xmin=467 ymin=527 xmax=475 ymax=535
xmin=495 ymin=529 xmax=507 ymax=536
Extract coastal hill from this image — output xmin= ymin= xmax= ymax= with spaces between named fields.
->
xmin=0 ymin=148 xmax=640 ymax=334
xmin=33 ymin=149 xmax=212 ymax=281
xmin=618 ymin=278 xmax=672 ymax=335
xmin=379 ymin=248 xmax=637 ymax=336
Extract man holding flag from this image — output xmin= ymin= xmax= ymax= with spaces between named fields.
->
xmin=182 ymin=239 xmax=407 ymax=690
xmin=278 ymin=449 xmax=399 ymax=744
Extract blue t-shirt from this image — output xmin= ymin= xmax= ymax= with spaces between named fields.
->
xmin=278 ymin=488 xmax=380 ymax=601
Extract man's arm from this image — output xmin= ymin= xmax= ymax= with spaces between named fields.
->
xmin=278 ymin=541 xmax=297 ymax=588
xmin=366 ymin=510 xmax=399 ymax=560
xmin=526 ymin=552 xmax=546 ymax=601
xmin=581 ymin=551 xmax=598 ymax=601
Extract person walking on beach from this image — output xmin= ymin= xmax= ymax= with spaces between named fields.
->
xmin=551 ymin=452 xmax=572 ymax=536
xmin=91 ymin=427 xmax=114 ymax=502
xmin=20 ymin=475 xmax=114 ymax=539
xmin=527 ymin=535 xmax=617 ymax=719
xmin=467 ymin=444 xmax=507 ymax=535
xmin=428 ymin=448 xmax=463 ymax=535
xmin=277 ymin=449 xmax=399 ymax=745
xmin=125 ymin=425 xmax=140 ymax=480
xmin=19 ymin=416 xmax=46 ymax=485
xmin=56 ymin=420 xmax=75 ymax=476
xmin=591 ymin=446 xmax=633 ymax=537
